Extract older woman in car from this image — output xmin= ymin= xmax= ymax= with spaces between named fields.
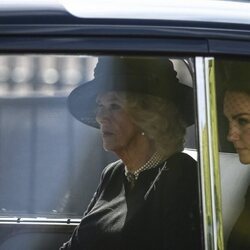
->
xmin=60 ymin=56 xmax=201 ymax=250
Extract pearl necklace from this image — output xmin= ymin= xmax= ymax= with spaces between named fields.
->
xmin=124 ymin=151 xmax=162 ymax=183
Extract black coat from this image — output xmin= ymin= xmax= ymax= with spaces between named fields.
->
xmin=227 ymin=185 xmax=250 ymax=250
xmin=60 ymin=152 xmax=202 ymax=250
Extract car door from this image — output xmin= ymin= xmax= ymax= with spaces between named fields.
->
xmin=0 ymin=1 xmax=250 ymax=250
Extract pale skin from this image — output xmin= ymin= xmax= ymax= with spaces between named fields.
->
xmin=95 ymin=91 xmax=155 ymax=172
xmin=224 ymin=91 xmax=250 ymax=164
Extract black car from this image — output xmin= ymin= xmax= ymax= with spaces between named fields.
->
xmin=0 ymin=1 xmax=250 ymax=249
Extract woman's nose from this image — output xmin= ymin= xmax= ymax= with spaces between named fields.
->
xmin=227 ymin=123 xmax=240 ymax=142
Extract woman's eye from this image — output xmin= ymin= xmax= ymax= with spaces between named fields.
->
xmin=109 ymin=103 xmax=122 ymax=110
xmin=237 ymin=117 xmax=250 ymax=126
xmin=97 ymin=103 xmax=103 ymax=108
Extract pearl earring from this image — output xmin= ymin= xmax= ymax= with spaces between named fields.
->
xmin=141 ymin=132 xmax=145 ymax=136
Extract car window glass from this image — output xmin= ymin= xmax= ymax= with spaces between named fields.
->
xmin=0 ymin=55 xmax=198 ymax=219
xmin=215 ymin=58 xmax=250 ymax=247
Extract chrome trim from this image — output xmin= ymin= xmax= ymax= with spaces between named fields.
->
xmin=195 ymin=57 xmax=224 ymax=250
xmin=0 ymin=217 xmax=81 ymax=225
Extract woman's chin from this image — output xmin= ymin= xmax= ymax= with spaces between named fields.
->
xmin=239 ymin=155 xmax=250 ymax=165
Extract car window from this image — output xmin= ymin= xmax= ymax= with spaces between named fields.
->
xmin=215 ymin=58 xmax=250 ymax=248
xmin=0 ymin=55 xmax=198 ymax=220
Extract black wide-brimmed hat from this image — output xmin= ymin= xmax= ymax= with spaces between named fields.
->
xmin=68 ymin=56 xmax=194 ymax=128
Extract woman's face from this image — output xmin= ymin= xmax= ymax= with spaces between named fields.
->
xmin=224 ymin=91 xmax=250 ymax=164
xmin=95 ymin=92 xmax=142 ymax=154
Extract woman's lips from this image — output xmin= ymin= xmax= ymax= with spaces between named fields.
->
xmin=102 ymin=130 xmax=113 ymax=137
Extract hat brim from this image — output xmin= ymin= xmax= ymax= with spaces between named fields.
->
xmin=68 ymin=78 xmax=195 ymax=128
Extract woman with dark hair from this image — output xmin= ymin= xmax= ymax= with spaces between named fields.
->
xmin=222 ymin=61 xmax=250 ymax=250
xmin=60 ymin=56 xmax=201 ymax=250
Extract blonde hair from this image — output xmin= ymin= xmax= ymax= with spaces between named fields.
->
xmin=116 ymin=92 xmax=186 ymax=158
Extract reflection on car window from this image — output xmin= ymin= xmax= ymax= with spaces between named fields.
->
xmin=0 ymin=55 xmax=198 ymax=223
xmin=0 ymin=55 xmax=114 ymax=218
